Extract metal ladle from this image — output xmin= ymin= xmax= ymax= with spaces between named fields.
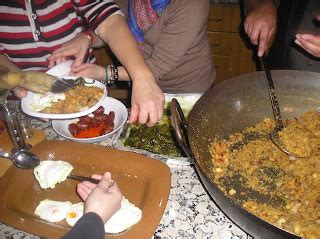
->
xmin=260 ymin=55 xmax=306 ymax=158
xmin=0 ymin=150 xmax=39 ymax=169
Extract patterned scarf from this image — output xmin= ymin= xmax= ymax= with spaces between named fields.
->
xmin=128 ymin=0 xmax=170 ymax=50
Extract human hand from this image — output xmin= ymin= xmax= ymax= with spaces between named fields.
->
xmin=12 ymin=87 xmax=28 ymax=98
xmin=129 ymin=76 xmax=164 ymax=127
xmin=76 ymin=172 xmax=122 ymax=223
xmin=48 ymin=33 xmax=91 ymax=69
xmin=295 ymin=14 xmax=320 ymax=58
xmin=70 ymin=63 xmax=106 ymax=82
xmin=244 ymin=1 xmax=277 ymax=57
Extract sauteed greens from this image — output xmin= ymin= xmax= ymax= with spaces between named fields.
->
xmin=124 ymin=115 xmax=183 ymax=157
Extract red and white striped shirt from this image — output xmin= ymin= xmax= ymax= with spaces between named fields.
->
xmin=0 ymin=0 xmax=121 ymax=71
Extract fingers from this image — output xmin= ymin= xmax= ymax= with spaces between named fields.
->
xmin=128 ymin=104 xmax=159 ymax=127
xmin=146 ymin=107 xmax=159 ymax=127
xmin=13 ymin=87 xmax=27 ymax=98
xmin=295 ymin=34 xmax=320 ymax=58
xmin=77 ymin=183 xmax=91 ymax=201
xmin=128 ymin=104 xmax=139 ymax=124
xmin=257 ymin=28 xmax=269 ymax=57
xmin=97 ymin=172 xmax=113 ymax=192
xmin=244 ymin=20 xmax=253 ymax=39
xmin=72 ymin=54 xmax=86 ymax=68
xmin=91 ymin=174 xmax=103 ymax=180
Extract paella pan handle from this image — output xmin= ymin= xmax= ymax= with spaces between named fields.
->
xmin=170 ymin=98 xmax=195 ymax=163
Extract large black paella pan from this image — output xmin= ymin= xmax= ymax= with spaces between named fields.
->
xmin=172 ymin=70 xmax=320 ymax=239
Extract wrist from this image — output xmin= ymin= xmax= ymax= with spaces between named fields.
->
xmin=131 ymin=70 xmax=156 ymax=84
xmin=81 ymin=31 xmax=94 ymax=48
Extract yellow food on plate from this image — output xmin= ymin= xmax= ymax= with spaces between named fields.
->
xmin=34 ymin=199 xmax=72 ymax=223
xmin=66 ymin=202 xmax=84 ymax=227
xmin=33 ymin=160 xmax=73 ymax=189
xmin=53 ymin=197 xmax=142 ymax=233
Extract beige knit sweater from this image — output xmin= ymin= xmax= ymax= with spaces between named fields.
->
xmin=115 ymin=0 xmax=215 ymax=93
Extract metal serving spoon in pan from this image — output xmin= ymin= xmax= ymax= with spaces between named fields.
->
xmin=260 ymin=55 xmax=319 ymax=158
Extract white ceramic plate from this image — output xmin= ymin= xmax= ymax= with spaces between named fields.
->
xmin=21 ymin=77 xmax=107 ymax=119
xmin=46 ymin=60 xmax=73 ymax=78
xmin=52 ymin=96 xmax=128 ymax=144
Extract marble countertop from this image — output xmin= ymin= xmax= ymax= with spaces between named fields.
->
xmin=0 ymin=118 xmax=252 ymax=239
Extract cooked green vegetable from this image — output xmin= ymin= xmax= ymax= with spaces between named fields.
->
xmin=123 ymin=98 xmax=198 ymax=157
xmin=123 ymin=121 xmax=183 ymax=157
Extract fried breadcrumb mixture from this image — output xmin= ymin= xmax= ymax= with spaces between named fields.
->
xmin=210 ymin=110 xmax=320 ymax=239
xmin=42 ymin=85 xmax=104 ymax=114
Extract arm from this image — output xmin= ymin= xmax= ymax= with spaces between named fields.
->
xmin=244 ymin=0 xmax=277 ymax=57
xmin=0 ymin=54 xmax=21 ymax=71
xmin=95 ymin=15 xmax=164 ymax=127
xmin=62 ymin=212 xmax=105 ymax=239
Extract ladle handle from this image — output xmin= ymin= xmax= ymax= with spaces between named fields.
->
xmin=170 ymin=98 xmax=195 ymax=163
xmin=1 ymin=106 xmax=30 ymax=151
xmin=260 ymin=55 xmax=284 ymax=129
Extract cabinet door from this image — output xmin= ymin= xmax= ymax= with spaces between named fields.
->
xmin=208 ymin=32 xmax=253 ymax=58
xmin=207 ymin=5 xmax=242 ymax=33
xmin=213 ymin=55 xmax=257 ymax=83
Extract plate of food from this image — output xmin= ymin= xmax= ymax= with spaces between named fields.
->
xmin=0 ymin=140 xmax=171 ymax=238
xmin=21 ymin=77 xmax=107 ymax=119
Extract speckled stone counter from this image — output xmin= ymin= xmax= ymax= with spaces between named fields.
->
xmin=0 ymin=119 xmax=252 ymax=239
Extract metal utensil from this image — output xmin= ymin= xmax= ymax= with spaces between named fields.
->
xmin=67 ymin=174 xmax=100 ymax=184
xmin=0 ymin=150 xmax=39 ymax=169
xmin=260 ymin=55 xmax=306 ymax=158
xmin=51 ymin=77 xmax=76 ymax=93
xmin=67 ymin=174 xmax=115 ymax=187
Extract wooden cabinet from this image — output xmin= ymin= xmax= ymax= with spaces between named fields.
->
xmin=208 ymin=4 xmax=257 ymax=85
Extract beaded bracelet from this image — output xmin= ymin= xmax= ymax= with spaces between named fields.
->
xmin=104 ymin=65 xmax=119 ymax=86
xmin=109 ymin=65 xmax=119 ymax=85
